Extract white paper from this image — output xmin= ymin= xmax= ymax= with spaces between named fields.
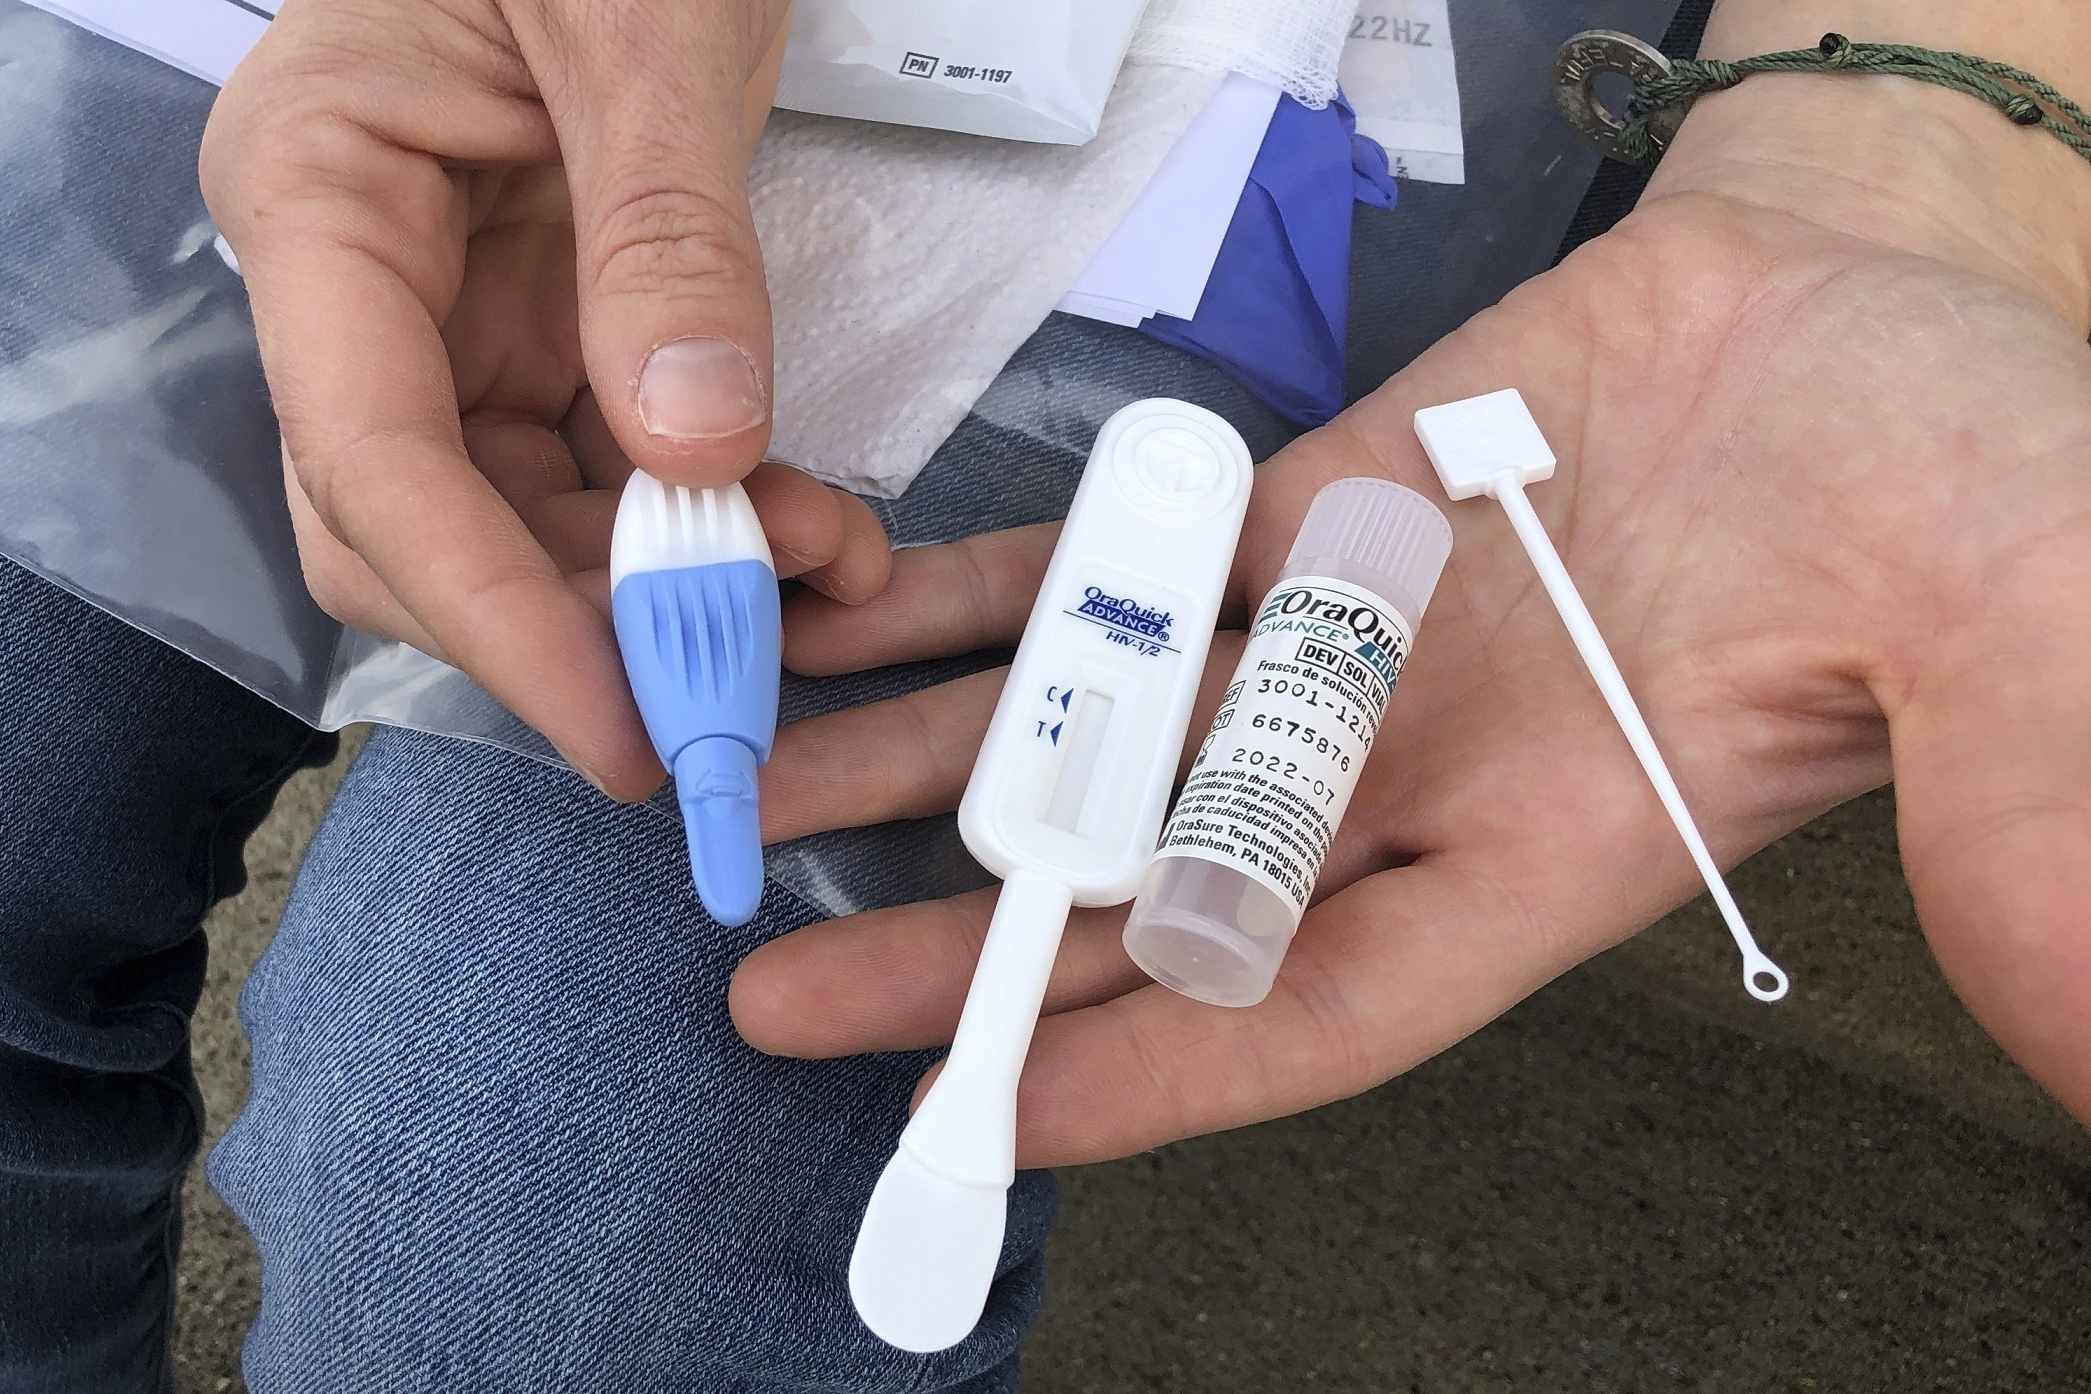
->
xmin=20 ymin=0 xmax=274 ymax=86
xmin=1055 ymin=291 xmax=1154 ymax=329
xmin=1056 ymin=72 xmax=1280 ymax=328
xmin=1337 ymin=0 xmax=1465 ymax=185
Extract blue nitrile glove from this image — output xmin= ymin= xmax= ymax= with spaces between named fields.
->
xmin=1143 ymin=92 xmax=1397 ymax=427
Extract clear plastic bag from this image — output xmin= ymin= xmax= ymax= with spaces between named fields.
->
xmin=0 ymin=0 xmax=1685 ymax=918
xmin=0 ymin=5 xmax=551 ymax=762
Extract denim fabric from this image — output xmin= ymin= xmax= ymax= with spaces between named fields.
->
xmin=0 ymin=556 xmax=331 ymax=1393
xmin=212 ymin=733 xmax=1048 ymax=1393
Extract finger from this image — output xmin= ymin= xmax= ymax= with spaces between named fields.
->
xmin=440 ymin=214 xmax=584 ymax=423
xmin=783 ymin=525 xmax=1059 ymax=676
xmin=1889 ymin=538 xmax=2091 ymax=1126
xmin=568 ymin=567 xmax=614 ymax=625
xmin=769 ymin=389 xmax=1442 ymax=681
xmin=773 ymin=402 xmax=1426 ymax=677
xmin=739 ymin=836 xmax=1643 ymax=1165
xmin=760 ymin=667 xmax=1005 ymax=843
xmin=560 ymin=388 xmax=640 ymax=491
xmin=1007 ymin=841 xmax=1654 ymax=1168
xmin=998 ymin=647 xmax=1880 ymax=1170
xmin=767 ymin=622 xmax=1237 ymax=854
xmin=521 ymin=490 xmax=621 ymax=579
xmin=466 ymin=418 xmax=585 ymax=516
xmin=797 ymin=488 xmax=894 ymax=605
xmin=464 ymin=419 xmax=617 ymax=580
xmin=525 ymin=4 xmax=790 ymax=489
xmin=204 ymin=34 xmax=657 ymax=796
xmin=752 ymin=688 xmax=1768 ymax=1165
xmin=282 ymin=448 xmax=444 ymax=658
xmin=556 ymin=406 xmax=896 ymax=601
xmin=254 ymin=232 xmax=648 ymax=791
xmin=731 ymin=890 xmax=1149 ymax=1058
xmin=740 ymin=467 xmax=894 ymax=602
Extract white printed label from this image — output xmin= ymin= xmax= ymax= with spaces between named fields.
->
xmin=1337 ymin=0 xmax=1465 ymax=185
xmin=1155 ymin=576 xmax=1411 ymax=914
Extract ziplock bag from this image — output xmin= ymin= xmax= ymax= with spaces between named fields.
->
xmin=0 ymin=0 xmax=1686 ymax=921
xmin=0 ymin=6 xmax=545 ymax=759
xmin=774 ymin=0 xmax=1151 ymax=144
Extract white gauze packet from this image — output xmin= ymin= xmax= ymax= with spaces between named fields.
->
xmin=774 ymin=0 xmax=1152 ymax=145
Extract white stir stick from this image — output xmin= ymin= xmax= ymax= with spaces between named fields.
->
xmin=1413 ymin=390 xmax=1788 ymax=1003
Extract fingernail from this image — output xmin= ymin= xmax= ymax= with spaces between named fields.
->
xmin=638 ymin=337 xmax=767 ymax=440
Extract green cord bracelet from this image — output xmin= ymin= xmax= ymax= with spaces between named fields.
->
xmin=1553 ymin=30 xmax=2091 ymax=169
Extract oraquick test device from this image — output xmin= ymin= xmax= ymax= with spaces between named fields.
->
xmin=848 ymin=398 xmax=1255 ymax=1353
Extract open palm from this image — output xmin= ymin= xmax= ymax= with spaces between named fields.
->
xmin=733 ymin=180 xmax=2091 ymax=1165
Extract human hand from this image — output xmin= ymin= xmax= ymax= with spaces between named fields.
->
xmin=732 ymin=38 xmax=2091 ymax=1157
xmin=201 ymin=0 xmax=890 ymax=797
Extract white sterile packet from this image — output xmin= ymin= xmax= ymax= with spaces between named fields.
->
xmin=774 ymin=0 xmax=1153 ymax=145
xmin=1339 ymin=0 xmax=1467 ymax=183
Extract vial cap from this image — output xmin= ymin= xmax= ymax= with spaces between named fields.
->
xmin=1286 ymin=477 xmax=1453 ymax=614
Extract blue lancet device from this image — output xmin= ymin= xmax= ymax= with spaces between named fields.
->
xmin=610 ymin=475 xmax=781 ymax=927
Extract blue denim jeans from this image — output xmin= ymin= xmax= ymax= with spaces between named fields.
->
xmin=213 ymin=732 xmax=1053 ymax=1394
xmin=0 ymin=556 xmax=334 ymax=1392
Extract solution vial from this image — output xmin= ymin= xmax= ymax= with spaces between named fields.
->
xmin=1122 ymin=477 xmax=1452 ymax=1008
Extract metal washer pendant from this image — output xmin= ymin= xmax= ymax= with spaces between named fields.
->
xmin=1552 ymin=29 xmax=1686 ymax=164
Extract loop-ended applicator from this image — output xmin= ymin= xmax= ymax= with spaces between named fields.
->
xmin=610 ymin=474 xmax=781 ymax=929
xmin=1412 ymin=389 xmax=1789 ymax=1004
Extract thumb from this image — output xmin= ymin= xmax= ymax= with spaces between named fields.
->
xmin=1889 ymin=542 xmax=2091 ymax=1127
xmin=532 ymin=3 xmax=789 ymax=488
